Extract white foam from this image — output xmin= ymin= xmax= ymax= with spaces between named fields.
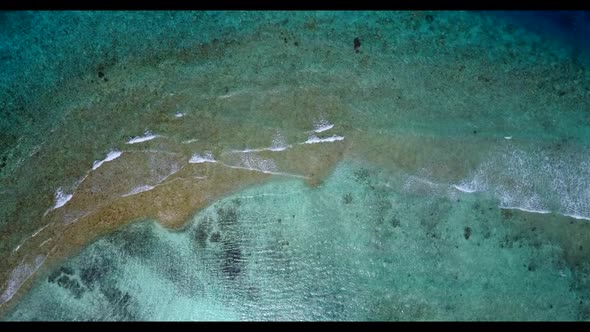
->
xmin=182 ymin=139 xmax=199 ymax=144
xmin=0 ymin=255 xmax=46 ymax=304
xmin=175 ymin=112 xmax=185 ymax=118
xmin=229 ymin=148 xmax=260 ymax=153
xmin=302 ymin=135 xmax=345 ymax=144
xmin=268 ymin=146 xmax=288 ymax=152
xmin=189 ymin=151 xmax=216 ymax=164
xmin=504 ymin=136 xmax=512 ymax=140
xmin=122 ymin=185 xmax=155 ymax=197
xmin=74 ymin=173 xmax=90 ymax=188
xmin=409 ymin=176 xmax=438 ymax=187
xmin=313 ymin=120 xmax=334 ymax=133
xmin=31 ymin=222 xmax=53 ymax=238
xmin=53 ymin=187 xmax=73 ymax=210
xmin=499 ymin=206 xmax=552 ymax=215
xmin=497 ymin=187 xmax=550 ymax=216
xmin=230 ymin=148 xmax=262 ymax=153
xmin=452 ymin=179 xmax=485 ymax=193
xmin=219 ymin=151 xmax=298 ymax=176
xmin=453 ymin=184 xmax=478 ymax=193
xmin=12 ymin=238 xmax=27 ymax=253
xmin=92 ymin=150 xmax=122 ymax=170
xmin=219 ymin=162 xmax=307 ymax=179
xmin=229 ymin=146 xmax=290 ymax=153
xmin=229 ymin=134 xmax=290 ymax=153
xmin=217 ymin=89 xmax=249 ymax=99
xmin=153 ymin=164 xmax=183 ymax=185
xmin=563 ymin=213 xmax=590 ymax=221
xmin=453 ymin=147 xmax=590 ymax=222
xmin=126 ymin=131 xmax=158 ymax=144
xmin=401 ymin=175 xmax=449 ymax=196
xmin=270 ymin=133 xmax=289 ymax=151
xmin=239 ymin=154 xmax=277 ymax=174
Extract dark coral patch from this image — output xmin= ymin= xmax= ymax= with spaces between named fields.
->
xmin=464 ymin=227 xmax=472 ymax=240
xmin=354 ymin=37 xmax=361 ymax=53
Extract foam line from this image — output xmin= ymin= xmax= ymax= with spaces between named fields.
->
xmin=313 ymin=120 xmax=334 ymax=133
xmin=301 ymin=135 xmax=344 ymax=144
xmin=122 ymin=185 xmax=155 ymax=197
xmin=227 ymin=146 xmax=291 ymax=154
xmin=453 ymin=184 xmax=478 ymax=193
xmin=189 ymin=151 xmax=216 ymax=164
xmin=126 ymin=132 xmax=158 ymax=144
xmin=219 ymin=162 xmax=308 ymax=179
xmin=92 ymin=150 xmax=122 ymax=170
xmin=121 ymin=176 xmax=201 ymax=198
xmin=499 ymin=206 xmax=551 ymax=214
xmin=12 ymin=238 xmax=27 ymax=253
xmin=227 ymin=133 xmax=290 ymax=153
xmin=31 ymin=222 xmax=53 ymax=238
xmin=53 ymin=187 xmax=73 ymax=210
xmin=563 ymin=213 xmax=590 ymax=221
xmin=39 ymin=238 xmax=52 ymax=247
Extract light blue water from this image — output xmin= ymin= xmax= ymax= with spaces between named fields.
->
xmin=6 ymin=163 xmax=584 ymax=320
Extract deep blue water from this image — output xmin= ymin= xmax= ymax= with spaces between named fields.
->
xmin=494 ymin=11 xmax=590 ymax=60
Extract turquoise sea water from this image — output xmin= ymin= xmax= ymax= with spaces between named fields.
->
xmin=1 ymin=11 xmax=590 ymax=320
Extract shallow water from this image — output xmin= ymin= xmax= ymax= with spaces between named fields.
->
xmin=1 ymin=11 xmax=590 ymax=320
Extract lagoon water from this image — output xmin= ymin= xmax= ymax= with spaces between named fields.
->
xmin=1 ymin=11 xmax=590 ymax=320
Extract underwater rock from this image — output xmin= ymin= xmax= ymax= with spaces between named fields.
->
xmin=221 ymin=245 xmax=242 ymax=280
xmin=209 ymin=231 xmax=221 ymax=243
xmin=354 ymin=37 xmax=361 ymax=53
xmin=464 ymin=226 xmax=472 ymax=240
xmin=48 ymin=270 xmax=85 ymax=299
xmin=217 ymin=206 xmax=239 ymax=229
xmin=193 ymin=217 xmax=211 ymax=249
xmin=343 ymin=193 xmax=353 ymax=204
